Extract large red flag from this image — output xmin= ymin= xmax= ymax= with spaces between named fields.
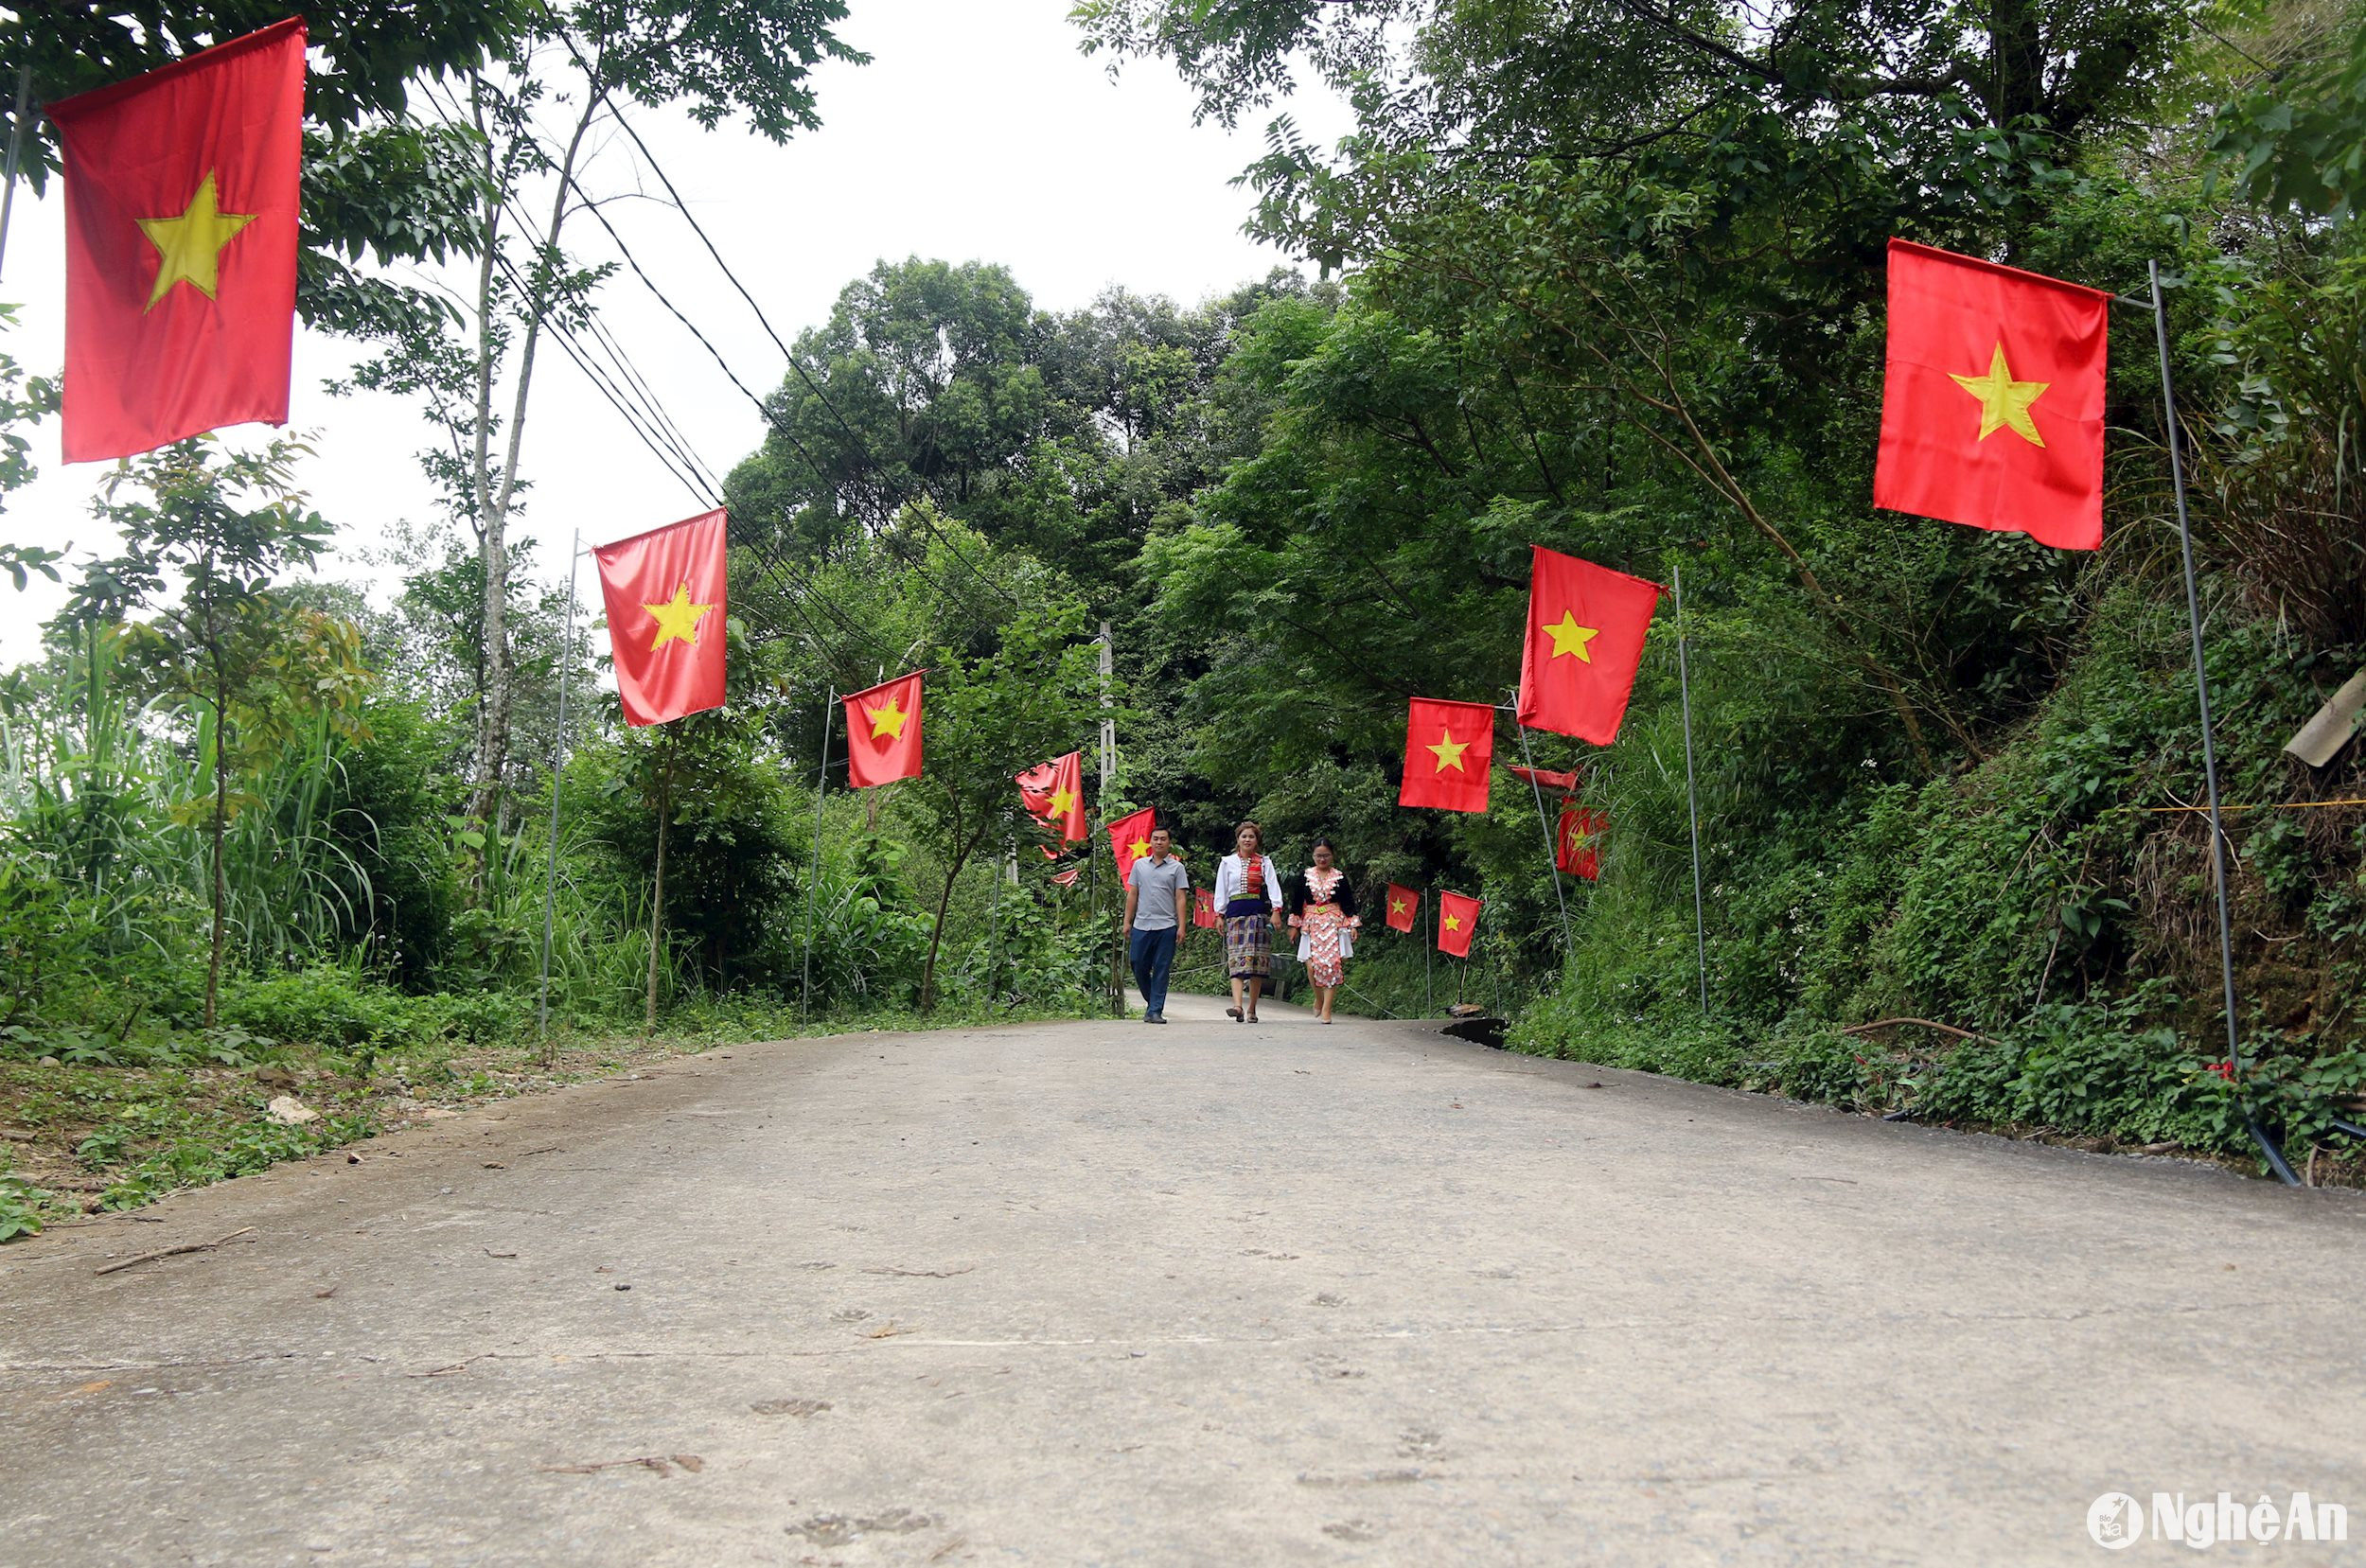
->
xmin=1107 ymin=806 xmax=1157 ymax=884
xmin=1015 ymin=750 xmax=1087 ymax=842
xmin=842 ymin=671 xmax=924 ymax=787
xmin=1557 ymin=806 xmax=1606 ymax=880
xmin=49 ymin=19 xmax=306 ymax=463
xmin=1516 ymin=546 xmax=1661 ymax=745
xmin=593 ymin=509 xmax=728 ymax=727
xmin=1400 ymin=697 xmax=1494 ymax=813
xmin=1193 ymin=888 xmax=1219 ymax=929
xmin=1384 ymin=884 xmax=1421 ymax=934
xmin=1873 ymin=238 xmax=2110 ymax=551
xmin=1437 ymin=891 xmax=1483 ymax=958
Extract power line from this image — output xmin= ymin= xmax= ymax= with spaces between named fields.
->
xmin=556 ymin=35 xmax=1021 ymax=614
xmin=417 ymin=87 xmax=881 ymax=670
xmin=547 ymin=153 xmax=1007 ymax=643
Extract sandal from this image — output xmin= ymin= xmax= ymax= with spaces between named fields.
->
xmin=1226 ymin=1006 xmax=1242 ymax=1020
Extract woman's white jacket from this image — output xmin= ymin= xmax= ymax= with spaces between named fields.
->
xmin=1210 ymin=853 xmax=1283 ymax=912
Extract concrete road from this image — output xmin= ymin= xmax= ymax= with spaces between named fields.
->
xmin=4 ymin=996 xmax=2363 ymax=1567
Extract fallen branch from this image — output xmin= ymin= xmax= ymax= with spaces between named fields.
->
xmin=1838 ymin=1017 xmax=1994 ymax=1045
xmin=860 ymin=1265 xmax=974 ymax=1278
xmin=95 ymin=1226 xmax=255 ymax=1276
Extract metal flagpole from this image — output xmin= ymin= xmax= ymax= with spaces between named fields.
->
xmin=1423 ymin=890 xmax=1434 ymax=1016
xmin=1513 ymin=715 xmax=1575 ymax=968
xmin=535 ymin=531 xmax=580 ymax=1049
xmin=801 ymin=686 xmax=834 ymax=1023
xmin=0 ymin=60 xmax=31 ymax=283
xmin=1099 ymin=621 xmax=1121 ymax=1016
xmin=2146 ymin=260 xmax=2296 ymax=1186
xmin=1673 ymin=559 xmax=1710 ymax=1013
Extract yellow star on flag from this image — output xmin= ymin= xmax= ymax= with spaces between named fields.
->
xmin=1427 ymin=728 xmax=1471 ymax=773
xmin=865 ymin=699 xmax=909 ymax=740
xmin=136 ymin=170 xmax=256 ymax=311
xmin=644 ymin=582 xmax=715 ymax=649
xmin=1390 ymin=896 xmax=1408 ymax=915
xmin=1443 ymin=914 xmax=1463 ymax=931
xmin=1543 ymin=610 xmax=1599 ymax=661
xmin=1129 ymin=838 xmax=1151 ymax=860
xmin=1950 ymin=342 xmax=2050 ymax=448
xmin=1046 ymin=786 xmax=1077 ymax=819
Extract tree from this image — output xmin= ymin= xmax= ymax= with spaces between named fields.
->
xmin=64 ymin=441 xmax=364 ymax=1028
xmin=343 ymin=0 xmax=862 ymax=859
xmin=899 ymin=600 xmax=1108 ymax=1013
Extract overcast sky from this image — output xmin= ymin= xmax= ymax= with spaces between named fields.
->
xmin=0 ymin=1 xmax=1345 ymax=665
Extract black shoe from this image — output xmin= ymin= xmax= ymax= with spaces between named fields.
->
xmin=1147 ymin=1012 xmax=1167 ymax=1025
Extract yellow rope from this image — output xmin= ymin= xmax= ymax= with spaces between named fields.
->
xmin=2145 ymin=798 xmax=2366 ymax=814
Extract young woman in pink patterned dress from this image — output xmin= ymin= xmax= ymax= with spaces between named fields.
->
xmin=1285 ymin=838 xmax=1361 ymax=1025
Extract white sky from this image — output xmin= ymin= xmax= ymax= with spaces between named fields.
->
xmin=0 ymin=1 xmax=1344 ymax=665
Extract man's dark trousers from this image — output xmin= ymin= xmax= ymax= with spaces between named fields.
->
xmin=1129 ymin=925 xmax=1177 ymax=1017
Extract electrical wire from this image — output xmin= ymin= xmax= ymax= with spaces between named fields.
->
xmin=556 ymin=34 xmax=1021 ymax=613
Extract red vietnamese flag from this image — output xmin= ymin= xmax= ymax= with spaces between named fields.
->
xmin=1107 ymin=806 xmax=1157 ymax=884
xmin=1015 ymin=750 xmax=1086 ymax=842
xmin=842 ymin=671 xmax=924 ymax=787
xmin=1384 ymin=883 xmax=1421 ymax=934
xmin=49 ymin=20 xmax=306 ymax=463
xmin=1193 ymin=888 xmax=1218 ymax=929
xmin=1874 ymin=238 xmax=2110 ymax=551
xmin=593 ymin=509 xmax=728 ymax=727
xmin=1516 ymin=546 xmax=1661 ymax=745
xmin=1400 ymin=697 xmax=1494 ymax=813
xmin=1557 ymin=806 xmax=1607 ymax=880
xmin=1051 ymin=864 xmax=1082 ymax=889
xmin=1437 ymin=891 xmax=1483 ymax=958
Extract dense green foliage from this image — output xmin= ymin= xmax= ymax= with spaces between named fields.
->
xmin=1062 ymin=0 xmax=2366 ymax=1176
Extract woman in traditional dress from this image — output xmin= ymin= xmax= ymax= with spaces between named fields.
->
xmin=1211 ymin=820 xmax=1284 ymax=1023
xmin=1285 ymin=838 xmax=1361 ymax=1024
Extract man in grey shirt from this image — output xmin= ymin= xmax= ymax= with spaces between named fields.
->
xmin=1123 ymin=825 xmax=1191 ymax=1024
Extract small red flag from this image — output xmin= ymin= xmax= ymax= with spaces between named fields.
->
xmin=1015 ymin=750 xmax=1087 ymax=842
xmin=1193 ymin=888 xmax=1219 ymax=929
xmin=1107 ymin=806 xmax=1157 ymax=884
xmin=1384 ymin=884 xmax=1420 ymax=934
xmin=1437 ymin=891 xmax=1483 ymax=958
xmin=1556 ymin=806 xmax=1606 ymax=880
xmin=1874 ymin=238 xmax=2110 ymax=551
xmin=50 ymin=20 xmax=307 ymax=463
xmin=1051 ymin=864 xmax=1082 ymax=889
xmin=1400 ymin=697 xmax=1494 ymax=813
xmin=1510 ymin=764 xmax=1582 ymax=796
xmin=1516 ymin=546 xmax=1661 ymax=745
xmin=841 ymin=671 xmax=924 ymax=787
xmin=593 ymin=509 xmax=728 ymax=727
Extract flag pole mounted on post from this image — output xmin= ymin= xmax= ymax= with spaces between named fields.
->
xmin=1872 ymin=238 xmax=2298 ymax=1182
xmin=536 ymin=530 xmax=580 ymax=1053
xmin=1673 ymin=559 xmax=1710 ymax=1013
xmin=2138 ymin=262 xmax=2296 ymax=1186
xmin=1511 ymin=710 xmax=1575 ymax=969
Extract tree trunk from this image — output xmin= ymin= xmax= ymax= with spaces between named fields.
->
xmin=466 ymin=78 xmax=603 ymax=850
xmin=918 ymin=801 xmax=971 ymax=1013
xmin=644 ymin=738 xmax=675 ymax=1033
